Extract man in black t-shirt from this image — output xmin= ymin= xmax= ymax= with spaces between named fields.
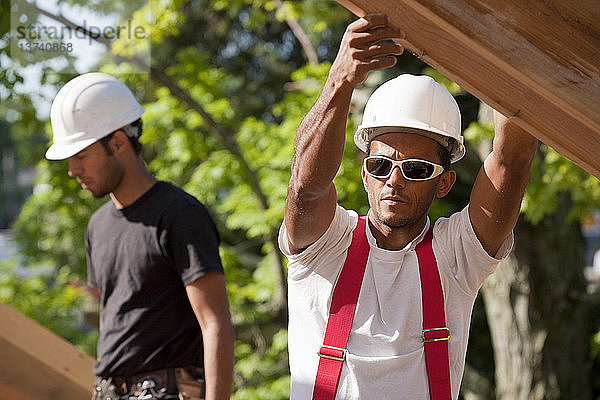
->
xmin=46 ymin=72 xmax=234 ymax=400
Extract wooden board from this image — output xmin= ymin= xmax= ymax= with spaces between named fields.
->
xmin=0 ymin=302 xmax=95 ymax=400
xmin=336 ymin=0 xmax=600 ymax=179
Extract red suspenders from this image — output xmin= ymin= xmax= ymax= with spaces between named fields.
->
xmin=417 ymin=226 xmax=452 ymax=400
xmin=312 ymin=217 xmax=451 ymax=400
xmin=312 ymin=217 xmax=370 ymax=400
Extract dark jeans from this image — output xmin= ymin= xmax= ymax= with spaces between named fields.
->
xmin=92 ymin=366 xmax=205 ymax=400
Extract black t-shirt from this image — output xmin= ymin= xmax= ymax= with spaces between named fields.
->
xmin=86 ymin=181 xmax=224 ymax=377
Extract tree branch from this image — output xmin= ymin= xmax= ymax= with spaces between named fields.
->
xmin=272 ymin=0 xmax=319 ymax=65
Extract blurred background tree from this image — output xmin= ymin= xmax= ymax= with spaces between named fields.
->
xmin=1 ymin=0 xmax=600 ymax=398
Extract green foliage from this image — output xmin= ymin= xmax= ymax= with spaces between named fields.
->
xmin=592 ymin=330 xmax=600 ymax=400
xmin=523 ymin=145 xmax=600 ymax=223
xmin=591 ymin=330 xmax=600 ymax=360
xmin=12 ymin=160 xmax=105 ymax=276
xmin=0 ymin=261 xmax=98 ymax=356
xmin=233 ymin=329 xmax=290 ymax=400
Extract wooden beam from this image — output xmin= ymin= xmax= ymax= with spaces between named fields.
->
xmin=0 ymin=302 xmax=95 ymax=400
xmin=0 ymin=380 xmax=36 ymax=400
xmin=336 ymin=0 xmax=600 ymax=179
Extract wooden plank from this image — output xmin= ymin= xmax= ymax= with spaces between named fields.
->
xmin=0 ymin=302 xmax=95 ymax=400
xmin=336 ymin=0 xmax=600 ymax=179
xmin=0 ymin=380 xmax=36 ymax=400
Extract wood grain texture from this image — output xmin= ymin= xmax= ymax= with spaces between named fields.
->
xmin=0 ymin=303 xmax=95 ymax=399
xmin=336 ymin=0 xmax=600 ymax=178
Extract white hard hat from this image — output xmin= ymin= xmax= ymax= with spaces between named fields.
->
xmin=46 ymin=72 xmax=145 ymax=160
xmin=354 ymin=74 xmax=465 ymax=163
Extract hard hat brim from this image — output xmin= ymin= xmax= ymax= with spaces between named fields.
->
xmin=45 ymin=136 xmax=103 ymax=160
xmin=354 ymin=125 xmax=466 ymax=163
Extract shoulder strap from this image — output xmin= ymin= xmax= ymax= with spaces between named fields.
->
xmin=312 ymin=216 xmax=369 ymax=400
xmin=415 ymin=226 xmax=452 ymax=400
xmin=312 ymin=221 xmax=451 ymax=400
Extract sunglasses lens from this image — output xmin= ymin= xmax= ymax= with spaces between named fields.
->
xmin=365 ymin=157 xmax=392 ymax=177
xmin=402 ymin=160 xmax=434 ymax=180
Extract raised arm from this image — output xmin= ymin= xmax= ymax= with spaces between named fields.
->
xmin=284 ymin=14 xmax=405 ymax=253
xmin=469 ymin=110 xmax=538 ymax=256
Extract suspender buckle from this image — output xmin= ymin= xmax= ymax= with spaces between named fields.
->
xmin=318 ymin=345 xmax=346 ymax=361
xmin=422 ymin=327 xmax=450 ymax=343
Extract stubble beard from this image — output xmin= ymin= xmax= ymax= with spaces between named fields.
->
xmin=371 ymin=201 xmax=427 ymax=231
xmin=375 ymin=211 xmax=420 ymax=230
xmin=90 ymin=157 xmax=124 ymax=198
xmin=369 ymin=187 xmax=437 ymax=232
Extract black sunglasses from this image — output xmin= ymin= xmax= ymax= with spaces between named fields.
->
xmin=364 ymin=156 xmax=445 ymax=181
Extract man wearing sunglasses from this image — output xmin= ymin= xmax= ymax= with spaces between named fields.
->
xmin=279 ymin=13 xmax=538 ymax=400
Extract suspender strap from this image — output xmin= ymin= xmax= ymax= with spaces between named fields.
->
xmin=415 ymin=226 xmax=452 ymax=400
xmin=312 ymin=216 xmax=369 ymax=400
xmin=313 ymin=221 xmax=451 ymax=400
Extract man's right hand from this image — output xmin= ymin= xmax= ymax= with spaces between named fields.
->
xmin=329 ymin=14 xmax=405 ymax=88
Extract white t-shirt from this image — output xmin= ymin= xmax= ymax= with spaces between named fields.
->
xmin=279 ymin=204 xmax=513 ymax=400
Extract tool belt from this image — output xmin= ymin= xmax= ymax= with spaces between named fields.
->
xmin=93 ymin=366 xmax=205 ymax=400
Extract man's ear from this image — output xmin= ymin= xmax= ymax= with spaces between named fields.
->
xmin=361 ymin=163 xmax=368 ymax=191
xmin=436 ymin=169 xmax=456 ymax=198
xmin=110 ymin=130 xmax=129 ymax=153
